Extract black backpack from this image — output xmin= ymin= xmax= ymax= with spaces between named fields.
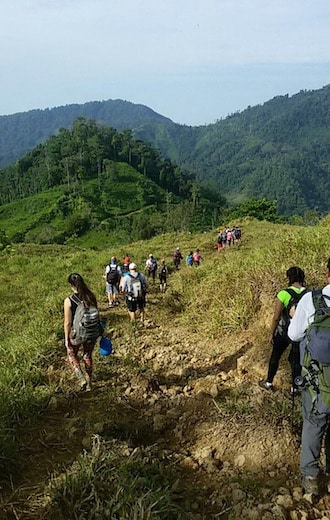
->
xmin=277 ymin=287 xmax=307 ymax=337
xmin=107 ymin=265 xmax=119 ymax=284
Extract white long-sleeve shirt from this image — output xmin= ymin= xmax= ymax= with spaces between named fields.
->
xmin=288 ymin=284 xmax=330 ymax=342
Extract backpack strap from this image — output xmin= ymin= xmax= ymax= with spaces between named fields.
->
xmin=312 ymin=289 xmax=330 ymax=315
xmin=70 ymin=293 xmax=82 ymax=306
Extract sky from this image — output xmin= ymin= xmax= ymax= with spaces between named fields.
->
xmin=0 ymin=0 xmax=329 ymax=126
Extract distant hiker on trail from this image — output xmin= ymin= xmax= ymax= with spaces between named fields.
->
xmin=64 ymin=273 xmax=101 ymax=392
xmin=217 ymin=231 xmax=223 ymax=252
xmin=124 ymin=254 xmax=131 ymax=265
xmin=186 ymin=251 xmax=194 ymax=267
xmin=288 ymin=257 xmax=330 ymax=496
xmin=193 ymin=249 xmax=203 ymax=266
xmin=233 ymin=226 xmax=241 ymax=243
xmin=259 ymin=266 xmax=306 ymax=393
xmin=226 ymin=228 xmax=234 ymax=246
xmin=120 ymin=263 xmax=147 ymax=325
xmin=158 ymin=258 xmax=168 ymax=292
xmin=173 ymin=247 xmax=183 ymax=270
xmin=105 ymin=257 xmax=121 ymax=307
xmin=145 ymin=254 xmax=158 ymax=281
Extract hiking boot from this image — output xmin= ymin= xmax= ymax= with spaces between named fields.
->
xmin=302 ymin=475 xmax=319 ymax=495
xmin=259 ymin=380 xmax=273 ymax=391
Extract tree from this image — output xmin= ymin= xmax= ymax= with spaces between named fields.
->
xmin=228 ymin=198 xmax=278 ymax=222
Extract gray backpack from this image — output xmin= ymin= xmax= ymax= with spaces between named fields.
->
xmin=70 ymin=294 xmax=101 ymax=345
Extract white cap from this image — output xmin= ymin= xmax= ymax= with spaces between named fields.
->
xmin=129 ymin=262 xmax=137 ymax=270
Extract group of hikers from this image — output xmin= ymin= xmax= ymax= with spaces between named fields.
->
xmin=63 ymin=246 xmax=204 ymax=391
xmin=216 ymin=226 xmax=241 ymax=251
xmin=259 ymin=259 xmax=330 ymax=496
xmin=62 ymin=239 xmax=330 ymax=497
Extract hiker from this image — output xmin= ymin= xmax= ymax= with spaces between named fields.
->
xmin=120 ymin=263 xmax=147 ymax=324
xmin=173 ymin=247 xmax=183 ymax=270
xmin=158 ymin=258 xmax=168 ymax=292
xmin=145 ymin=254 xmax=157 ymax=281
xmin=64 ymin=273 xmax=100 ymax=391
xmin=288 ymin=258 xmax=330 ymax=496
xmin=105 ymin=257 xmax=121 ymax=307
xmin=233 ymin=226 xmax=241 ymax=242
xmin=226 ymin=228 xmax=234 ymax=246
xmin=217 ymin=231 xmax=223 ymax=252
xmin=193 ymin=249 xmax=203 ymax=266
xmin=186 ymin=251 xmax=194 ymax=267
xmin=124 ymin=254 xmax=131 ymax=265
xmin=259 ymin=266 xmax=306 ymax=392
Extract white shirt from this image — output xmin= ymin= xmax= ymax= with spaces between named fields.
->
xmin=288 ymin=284 xmax=330 ymax=342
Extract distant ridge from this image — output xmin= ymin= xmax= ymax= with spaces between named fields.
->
xmin=0 ymin=99 xmax=174 ymax=168
xmin=1 ymin=85 xmax=329 ymax=216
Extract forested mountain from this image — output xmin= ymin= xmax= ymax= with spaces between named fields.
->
xmin=0 ymin=99 xmax=173 ymax=168
xmin=0 ymin=118 xmax=224 ymax=245
xmin=1 ymin=85 xmax=329 ymax=216
xmin=134 ymin=85 xmax=330 ymax=216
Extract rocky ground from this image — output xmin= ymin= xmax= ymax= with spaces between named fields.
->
xmin=2 ymin=282 xmax=330 ymax=519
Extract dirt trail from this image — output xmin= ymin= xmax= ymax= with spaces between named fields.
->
xmin=2 ymin=283 xmax=330 ymax=519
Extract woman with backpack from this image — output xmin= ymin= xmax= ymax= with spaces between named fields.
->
xmin=64 ymin=273 xmax=100 ymax=392
xmin=259 ymin=266 xmax=306 ymax=392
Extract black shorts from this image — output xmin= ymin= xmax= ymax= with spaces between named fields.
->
xmin=126 ymin=296 xmax=146 ymax=312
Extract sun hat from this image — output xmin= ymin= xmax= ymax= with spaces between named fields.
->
xmin=129 ymin=262 xmax=137 ymax=270
xmin=99 ymin=336 xmax=113 ymax=356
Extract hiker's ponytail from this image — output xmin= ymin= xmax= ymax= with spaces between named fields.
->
xmin=68 ymin=273 xmax=97 ymax=308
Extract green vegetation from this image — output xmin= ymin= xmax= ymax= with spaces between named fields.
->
xmin=1 ymin=218 xmax=330 ymax=517
xmin=1 ymin=85 xmax=329 ymax=216
xmin=45 ymin=437 xmax=185 ymax=520
xmin=0 ymin=117 xmax=225 ymax=246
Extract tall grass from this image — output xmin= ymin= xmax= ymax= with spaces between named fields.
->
xmin=44 ymin=436 xmax=186 ymax=520
xmin=0 ymin=217 xmax=329 ymax=504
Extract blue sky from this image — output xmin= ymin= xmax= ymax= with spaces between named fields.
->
xmin=0 ymin=0 xmax=329 ymax=125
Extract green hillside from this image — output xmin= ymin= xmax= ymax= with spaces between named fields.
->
xmin=135 ymin=85 xmax=330 ymax=216
xmin=1 ymin=218 xmax=330 ymax=518
xmin=0 ymin=118 xmax=225 ymax=246
xmin=1 ymin=85 xmax=329 ymax=216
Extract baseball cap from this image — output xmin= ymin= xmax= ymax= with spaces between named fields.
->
xmin=129 ymin=262 xmax=137 ymax=270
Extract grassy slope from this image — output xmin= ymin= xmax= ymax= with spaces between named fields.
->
xmin=0 ymin=162 xmax=169 ymax=244
xmin=1 ymin=218 xmax=330 ymax=517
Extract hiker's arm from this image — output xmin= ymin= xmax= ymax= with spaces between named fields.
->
xmin=64 ymin=297 xmax=72 ymax=348
xmin=269 ymin=299 xmax=283 ymax=344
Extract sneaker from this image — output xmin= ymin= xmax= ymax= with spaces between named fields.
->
xmin=85 ymin=376 xmax=92 ymax=392
xmin=259 ymin=380 xmax=273 ymax=391
xmin=301 ymin=475 xmax=319 ymax=495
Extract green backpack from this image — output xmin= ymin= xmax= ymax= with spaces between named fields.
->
xmin=300 ymin=289 xmax=330 ymax=413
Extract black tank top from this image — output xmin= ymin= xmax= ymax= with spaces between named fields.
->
xmin=69 ymin=294 xmax=81 ymax=326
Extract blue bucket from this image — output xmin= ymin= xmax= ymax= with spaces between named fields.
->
xmin=99 ymin=336 xmax=113 ymax=356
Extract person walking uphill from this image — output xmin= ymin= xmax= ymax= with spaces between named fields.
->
xmin=64 ymin=273 xmax=101 ymax=392
xmin=259 ymin=266 xmax=306 ymax=392
xmin=288 ymin=258 xmax=330 ymax=496
xmin=120 ymin=263 xmax=147 ymax=325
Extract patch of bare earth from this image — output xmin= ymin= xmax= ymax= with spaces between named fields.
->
xmin=2 ymin=287 xmax=330 ymax=519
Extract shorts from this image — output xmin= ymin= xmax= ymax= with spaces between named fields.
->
xmin=126 ymin=296 xmax=146 ymax=312
xmin=106 ymin=282 xmax=119 ymax=295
